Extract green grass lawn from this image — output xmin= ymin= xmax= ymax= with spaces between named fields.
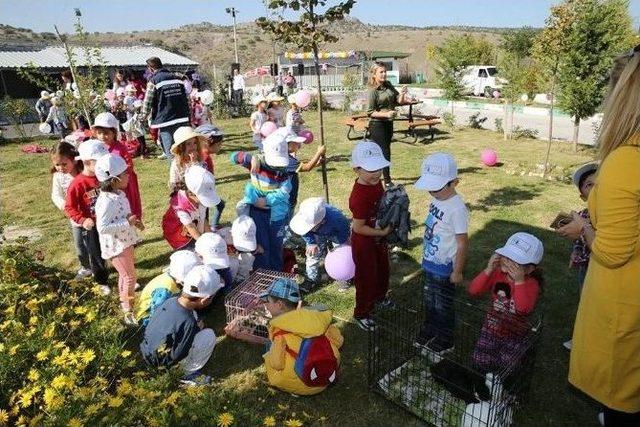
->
xmin=0 ymin=111 xmax=600 ymax=426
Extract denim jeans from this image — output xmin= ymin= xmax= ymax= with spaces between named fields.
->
xmin=158 ymin=123 xmax=182 ymax=162
xmin=71 ymin=225 xmax=91 ymax=270
xmin=419 ymin=270 xmax=456 ymax=347
xmin=250 ymin=206 xmax=285 ymax=271
xmin=209 ymin=199 xmax=226 ymax=229
xmin=305 ymin=236 xmax=337 ymax=282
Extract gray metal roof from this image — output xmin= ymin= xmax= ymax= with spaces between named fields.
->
xmin=0 ymin=45 xmax=198 ymax=70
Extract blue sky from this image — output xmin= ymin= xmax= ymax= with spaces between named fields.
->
xmin=3 ymin=0 xmax=640 ymax=33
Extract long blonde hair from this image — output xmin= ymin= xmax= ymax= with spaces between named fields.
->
xmin=597 ymin=47 xmax=640 ymax=161
xmin=367 ymin=62 xmax=386 ymax=88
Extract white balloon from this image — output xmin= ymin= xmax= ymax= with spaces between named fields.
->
xmin=38 ymin=122 xmax=51 ymax=134
xmin=199 ymin=90 xmax=214 ymax=106
xmin=520 ymin=94 xmax=529 ymax=102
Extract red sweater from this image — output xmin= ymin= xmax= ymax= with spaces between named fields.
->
xmin=64 ymin=173 xmax=100 ymax=224
xmin=468 ymin=270 xmax=539 ymax=316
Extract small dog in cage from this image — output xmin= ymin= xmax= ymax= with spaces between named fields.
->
xmin=260 ymin=278 xmax=344 ymax=396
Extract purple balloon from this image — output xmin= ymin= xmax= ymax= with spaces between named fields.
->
xmin=299 ymin=129 xmax=314 ymax=144
xmin=481 ymin=149 xmax=498 ymax=167
xmin=325 ymin=245 xmax=355 ymax=281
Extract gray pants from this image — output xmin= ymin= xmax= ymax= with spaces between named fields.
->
xmin=73 ymin=225 xmax=109 ymax=285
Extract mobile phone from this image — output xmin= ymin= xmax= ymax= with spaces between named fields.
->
xmin=550 ymin=212 xmax=573 ymax=229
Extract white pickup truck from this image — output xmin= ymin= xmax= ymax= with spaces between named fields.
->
xmin=460 ymin=65 xmax=507 ymax=97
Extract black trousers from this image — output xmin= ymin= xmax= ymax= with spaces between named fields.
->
xmin=603 ymin=407 xmax=640 ymax=426
xmin=232 ymin=89 xmax=244 ymax=108
xmin=368 ymin=120 xmax=394 ymax=184
xmin=81 ymin=227 xmax=109 ymax=285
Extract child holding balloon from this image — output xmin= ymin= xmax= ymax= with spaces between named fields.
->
xmin=286 ymin=93 xmax=306 ymax=134
xmin=250 ymin=96 xmax=269 ymax=150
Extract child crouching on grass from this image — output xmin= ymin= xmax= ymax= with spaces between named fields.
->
xmin=140 ymin=264 xmax=220 ymax=386
xmin=261 ymin=278 xmax=343 ymax=395
xmin=468 ymin=232 xmax=544 ymax=373
xmin=95 ymin=153 xmax=144 ymax=325
xmin=349 ymin=141 xmax=393 ymax=331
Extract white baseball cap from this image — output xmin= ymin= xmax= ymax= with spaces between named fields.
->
xmin=95 ymin=153 xmax=127 ymax=182
xmin=92 ymin=112 xmax=120 ymax=130
xmin=495 ymin=232 xmax=544 ymax=265
xmin=75 ymin=139 xmax=109 ymax=161
xmin=195 ymin=232 xmax=230 ymax=268
xmin=252 ymin=95 xmax=268 ymax=106
xmin=231 ymin=215 xmax=257 ymax=252
xmin=289 ymin=197 xmax=327 ymax=236
xmin=184 ymin=165 xmax=221 ymax=208
xmin=350 ymin=140 xmax=390 ymax=171
xmin=40 ymin=90 xmax=50 ymax=99
xmin=168 ymin=250 xmax=201 ymax=283
xmin=572 ymin=162 xmax=598 ymax=189
xmin=414 ymin=152 xmax=458 ymax=191
xmin=262 ymin=130 xmax=290 ymax=168
xmin=182 ymin=264 xmax=222 ymax=298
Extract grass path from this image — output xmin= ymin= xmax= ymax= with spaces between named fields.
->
xmin=0 ymin=111 xmax=599 ymax=426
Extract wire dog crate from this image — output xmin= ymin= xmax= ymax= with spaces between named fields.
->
xmin=224 ymin=269 xmax=298 ymax=344
xmin=368 ymin=298 xmax=541 ymax=427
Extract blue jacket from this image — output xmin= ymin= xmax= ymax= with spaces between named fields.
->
xmin=302 ymin=205 xmax=350 ymax=246
xmin=149 ymin=69 xmax=190 ymax=128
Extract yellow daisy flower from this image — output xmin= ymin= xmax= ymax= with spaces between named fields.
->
xmin=120 ymin=350 xmax=131 ymax=358
xmin=80 ymin=349 xmax=96 ymax=364
xmin=35 ymin=350 xmax=49 ymax=361
xmin=107 ymin=396 xmax=123 ymax=408
xmin=263 ymin=416 xmax=276 ymax=427
xmin=0 ymin=409 xmax=9 ymax=426
xmin=8 ymin=345 xmax=19 ymax=356
xmin=67 ymin=418 xmax=83 ymax=427
xmin=284 ymin=419 xmax=303 ymax=427
xmin=84 ymin=311 xmax=96 ymax=322
xmin=217 ymin=412 xmax=234 ymax=427
xmin=84 ymin=403 xmax=102 ymax=416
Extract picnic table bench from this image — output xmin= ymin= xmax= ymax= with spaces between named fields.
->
xmin=341 ymin=109 xmax=441 ymax=143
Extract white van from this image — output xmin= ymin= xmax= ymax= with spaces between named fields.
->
xmin=460 ymin=66 xmax=506 ymax=97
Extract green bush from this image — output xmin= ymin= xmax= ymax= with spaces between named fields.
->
xmin=0 ymin=97 xmax=32 ymax=142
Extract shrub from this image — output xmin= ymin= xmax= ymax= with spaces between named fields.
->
xmin=442 ymin=111 xmax=456 ymax=128
xmin=512 ymin=126 xmax=539 ymax=140
xmin=494 ymin=118 xmax=504 ymax=134
xmin=0 ymin=97 xmax=32 ymax=142
xmin=467 ymin=112 xmax=487 ymax=129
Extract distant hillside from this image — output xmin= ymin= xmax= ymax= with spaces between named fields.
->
xmin=0 ymin=17 xmax=510 ymax=81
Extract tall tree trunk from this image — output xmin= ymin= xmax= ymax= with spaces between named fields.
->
xmin=309 ymin=4 xmax=329 ymax=202
xmin=573 ymin=116 xmax=580 ymax=152
xmin=503 ymin=101 xmax=509 ymax=140
xmin=543 ymin=74 xmax=556 ymax=179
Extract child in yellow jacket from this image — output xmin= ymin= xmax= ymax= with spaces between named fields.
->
xmin=260 ymin=278 xmax=343 ymax=395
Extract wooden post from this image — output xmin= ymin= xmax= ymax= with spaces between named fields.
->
xmin=543 ymin=70 xmax=557 ymax=179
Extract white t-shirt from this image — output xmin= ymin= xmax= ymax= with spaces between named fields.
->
xmin=51 ymin=172 xmax=80 ymax=226
xmin=250 ymin=111 xmax=268 ymax=135
xmin=95 ymin=190 xmax=139 ymax=259
xmin=233 ymin=74 xmax=245 ymax=91
xmin=422 ymin=194 xmax=469 ymax=277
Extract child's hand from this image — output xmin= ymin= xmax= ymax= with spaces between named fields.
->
xmin=316 ymin=145 xmax=326 ymax=156
xmin=503 ymin=258 xmax=525 ymax=283
xmin=188 ymin=151 xmax=199 ymax=163
xmin=254 ymin=198 xmax=267 ymax=208
xmin=387 ymin=110 xmax=397 ymax=119
xmin=557 ymin=211 xmax=586 ymax=240
xmin=381 ymin=224 xmax=393 ymax=236
xmin=82 ymin=218 xmax=95 ymax=230
xmin=127 ymin=214 xmax=138 ymax=226
xmin=450 ymin=271 xmax=464 ymax=285
xmin=306 ymin=245 xmax=319 ymax=257
xmin=250 ymin=157 xmax=260 ymax=174
xmin=485 ymin=253 xmax=501 ymax=274
xmin=135 ymin=220 xmax=145 ymax=231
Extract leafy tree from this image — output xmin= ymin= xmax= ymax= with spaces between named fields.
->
xmin=500 ymin=27 xmax=540 ymax=59
xmin=536 ymin=0 xmax=634 ymax=151
xmin=257 ymin=0 xmax=356 ymax=202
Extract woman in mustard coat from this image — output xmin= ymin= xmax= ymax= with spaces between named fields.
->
xmin=559 ymin=45 xmax=640 ymax=426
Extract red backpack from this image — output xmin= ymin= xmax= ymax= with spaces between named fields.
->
xmin=273 ymin=330 xmax=338 ymax=387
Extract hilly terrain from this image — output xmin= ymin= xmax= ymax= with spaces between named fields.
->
xmin=0 ymin=17 xmax=507 ymax=81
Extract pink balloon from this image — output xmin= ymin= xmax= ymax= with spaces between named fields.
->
xmin=324 ymin=245 xmax=355 ymax=281
xmin=492 ymin=90 xmax=501 ymax=99
xmin=299 ymin=129 xmax=314 ymax=144
xmin=260 ymin=121 xmax=277 ymax=137
xmin=296 ymin=90 xmax=312 ymax=109
xmin=481 ymin=149 xmax=498 ymax=167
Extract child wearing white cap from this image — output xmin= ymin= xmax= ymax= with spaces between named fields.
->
xmin=231 ymin=130 xmax=292 ymax=271
xmin=134 ymin=250 xmax=201 ymax=326
xmin=267 ymin=93 xmax=285 ymax=127
xmin=289 ymin=197 xmax=351 ymax=292
xmin=195 ymin=232 xmax=233 ymax=292
xmin=557 ymin=162 xmax=597 ymax=350
xmin=162 ymin=165 xmax=220 ymax=251
xmin=468 ymin=232 xmax=544 ymax=372
xmin=414 ymin=152 xmax=469 ymax=353
xmin=64 ymin=139 xmax=110 ymax=292
xmin=46 ymin=96 xmax=68 ymax=138
xmin=250 ymin=96 xmax=268 ymax=149
xmin=230 ymin=215 xmax=261 ymax=283
xmin=349 ymin=141 xmax=394 ymax=331
xmin=95 ymin=153 xmax=145 ymax=325
xmin=92 ymin=112 xmax=143 ymax=220
xmin=140 ymin=264 xmax=220 ymax=386
xmin=285 ymin=95 xmax=305 ymax=134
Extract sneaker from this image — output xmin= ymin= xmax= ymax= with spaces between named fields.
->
xmin=98 ymin=285 xmax=112 ymax=296
xmin=563 ymin=339 xmax=572 ymax=351
xmin=355 ymin=317 xmax=377 ymax=332
xmin=598 ymin=412 xmax=604 ymax=426
xmin=134 ymin=282 xmax=141 ymax=291
xmin=123 ymin=312 xmax=138 ymax=326
xmin=75 ymin=268 xmax=92 ymax=280
xmin=336 ymin=281 xmax=350 ymax=293
xmin=157 ymin=152 xmax=167 ymax=160
xmin=378 ymin=297 xmax=395 ymax=309
xmin=180 ymin=371 xmax=212 ymax=386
